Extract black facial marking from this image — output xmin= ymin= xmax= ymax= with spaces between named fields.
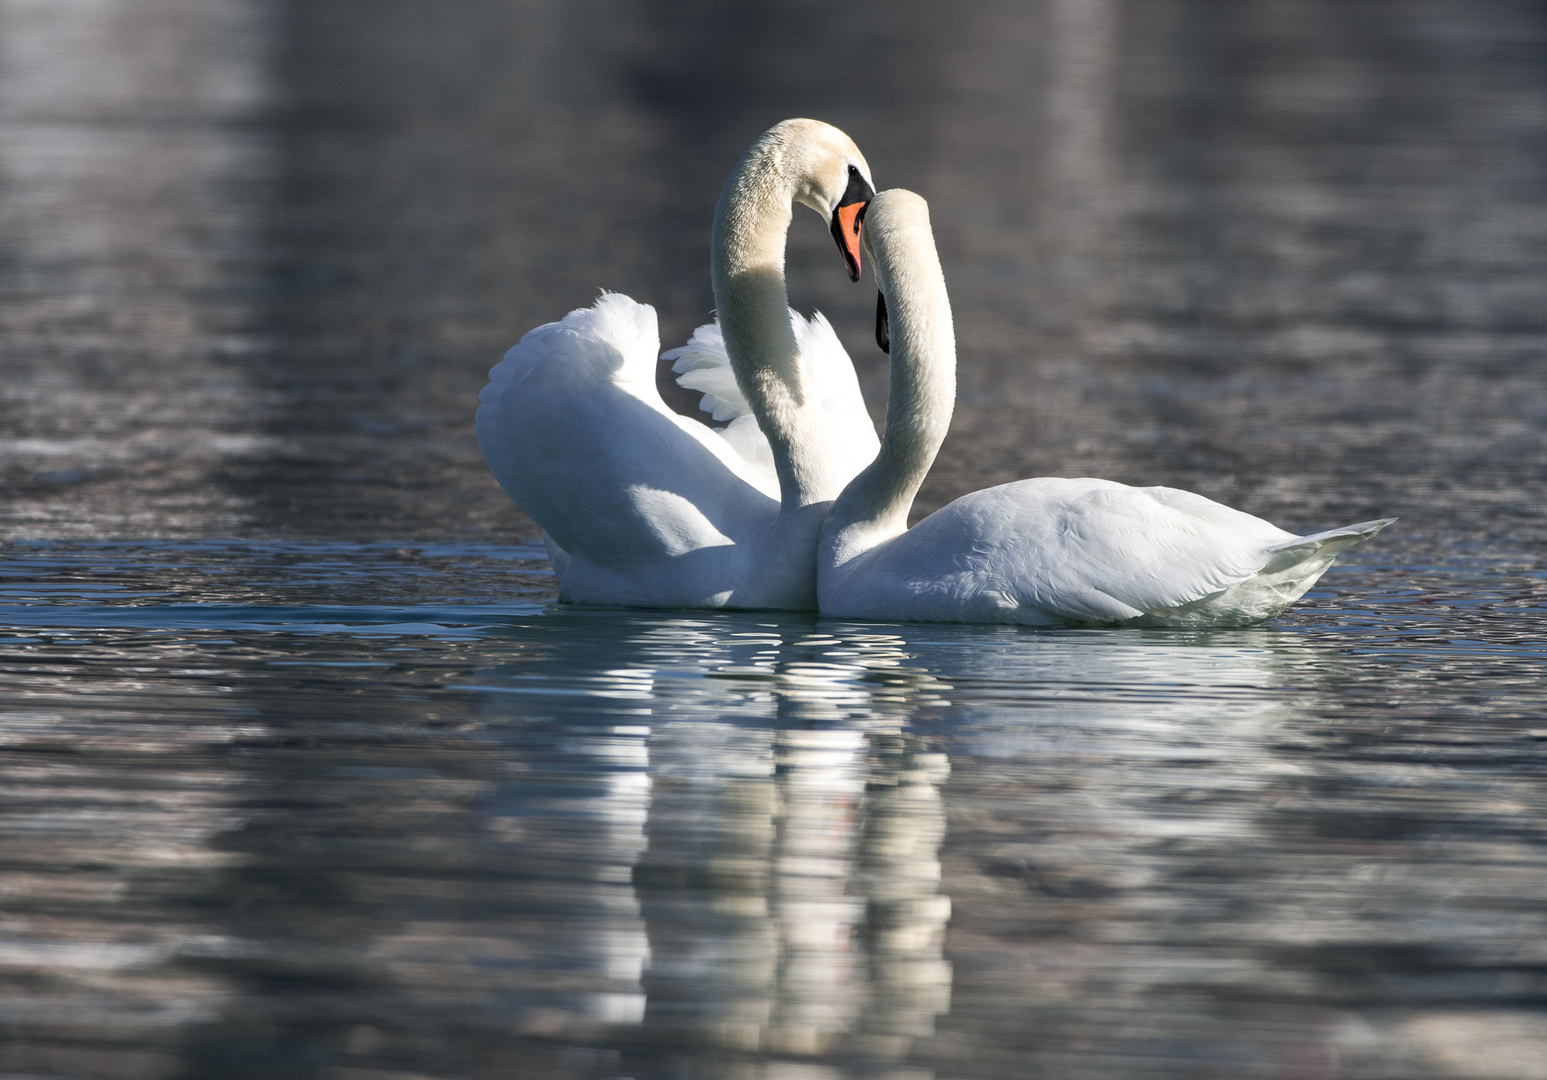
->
xmin=838 ymin=165 xmax=875 ymax=210
xmin=829 ymin=166 xmax=875 ymax=282
xmin=876 ymin=290 xmax=890 ymax=354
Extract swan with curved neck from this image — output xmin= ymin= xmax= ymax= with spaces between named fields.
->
xmin=476 ymin=120 xmax=879 ymax=610
xmin=819 ymin=189 xmax=1393 ymax=627
xmin=712 ymin=119 xmax=876 ymax=508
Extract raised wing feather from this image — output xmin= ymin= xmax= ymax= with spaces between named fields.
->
xmin=668 ymin=309 xmax=878 ymax=497
xmin=665 ymin=321 xmax=776 ymax=487
xmin=475 ymin=293 xmax=776 ymax=572
xmin=666 ymin=320 xmax=748 ymax=421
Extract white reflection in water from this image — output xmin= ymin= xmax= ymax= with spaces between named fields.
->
xmin=481 ymin=619 xmax=1318 ymax=1076
xmin=636 ymin=725 xmax=951 ymax=1071
xmin=478 ymin=623 xmax=1280 ymax=1079
xmin=8 ymin=562 xmax=1543 ymax=1077
xmin=489 ymin=715 xmax=654 ymax=1029
xmin=473 ymin=620 xmax=962 ymax=1073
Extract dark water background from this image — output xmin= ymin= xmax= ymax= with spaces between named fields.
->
xmin=1 ymin=1 xmax=1545 ymax=1077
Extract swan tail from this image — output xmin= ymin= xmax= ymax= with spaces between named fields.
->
xmin=1260 ymin=516 xmax=1397 ymax=574
xmin=1117 ymin=517 xmax=1395 ymax=628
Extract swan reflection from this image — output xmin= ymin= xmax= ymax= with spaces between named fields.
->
xmin=473 ymin=618 xmax=955 ymax=1074
xmin=635 ymin=724 xmax=951 ymax=1070
xmin=469 ymin=614 xmax=1304 ymax=1076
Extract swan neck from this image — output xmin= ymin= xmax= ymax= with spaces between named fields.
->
xmin=824 ymin=226 xmax=955 ymax=563
xmin=710 ymin=141 xmax=825 ymax=508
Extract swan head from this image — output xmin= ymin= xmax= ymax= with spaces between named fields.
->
xmin=861 ymin=189 xmax=937 ymax=353
xmin=766 ymin=119 xmax=876 ymax=281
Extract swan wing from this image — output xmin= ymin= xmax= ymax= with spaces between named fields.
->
xmin=791 ymin=310 xmax=880 ymax=473
xmin=668 ymin=310 xmax=879 ymax=496
xmin=665 ymin=321 xmax=778 ymax=491
xmin=476 ymin=293 xmax=776 ymax=572
xmin=832 ymin=477 xmax=1362 ymax=625
xmin=665 ymin=319 xmax=749 ymax=421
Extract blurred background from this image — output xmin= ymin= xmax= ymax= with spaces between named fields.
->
xmin=2 ymin=3 xmax=1546 ymax=1080
xmin=4 ymin=0 xmax=1542 ymax=546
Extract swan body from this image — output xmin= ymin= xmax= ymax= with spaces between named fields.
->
xmin=476 ymin=119 xmax=879 ymax=609
xmin=818 ymin=190 xmax=1394 ymax=627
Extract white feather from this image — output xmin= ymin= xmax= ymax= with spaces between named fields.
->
xmin=666 ymin=320 xmax=749 ymax=422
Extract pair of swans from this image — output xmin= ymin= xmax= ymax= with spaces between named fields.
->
xmin=477 ymin=120 xmax=1391 ymax=626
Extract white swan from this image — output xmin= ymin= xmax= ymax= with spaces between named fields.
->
xmin=818 ymin=190 xmax=1394 ymax=627
xmin=476 ymin=119 xmax=880 ymax=610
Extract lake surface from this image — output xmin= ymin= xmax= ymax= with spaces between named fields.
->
xmin=1 ymin=1 xmax=1545 ymax=1078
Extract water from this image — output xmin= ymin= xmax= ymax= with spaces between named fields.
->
xmin=1 ymin=542 xmax=1543 ymax=1078
xmin=2 ymin=0 xmax=1546 ymax=1077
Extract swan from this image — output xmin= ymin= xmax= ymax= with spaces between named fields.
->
xmin=818 ymin=189 xmax=1394 ymax=627
xmin=476 ymin=119 xmax=880 ymax=609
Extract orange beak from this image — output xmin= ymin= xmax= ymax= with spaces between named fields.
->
xmin=830 ymin=199 xmax=869 ymax=281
